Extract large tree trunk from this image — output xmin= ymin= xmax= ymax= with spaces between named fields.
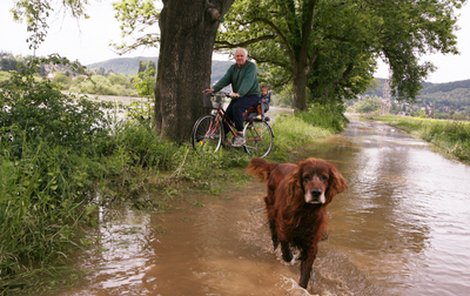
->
xmin=291 ymin=0 xmax=316 ymax=112
xmin=293 ymin=63 xmax=308 ymax=111
xmin=155 ymin=0 xmax=234 ymax=143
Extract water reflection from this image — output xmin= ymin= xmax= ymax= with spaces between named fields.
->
xmin=65 ymin=209 xmax=157 ymax=295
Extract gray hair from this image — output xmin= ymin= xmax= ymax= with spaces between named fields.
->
xmin=234 ymin=47 xmax=248 ymax=56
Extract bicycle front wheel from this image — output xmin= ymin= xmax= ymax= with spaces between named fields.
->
xmin=191 ymin=115 xmax=223 ymax=153
xmin=243 ymin=120 xmax=274 ymax=158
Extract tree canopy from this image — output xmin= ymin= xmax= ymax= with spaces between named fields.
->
xmin=216 ymin=0 xmax=465 ymax=109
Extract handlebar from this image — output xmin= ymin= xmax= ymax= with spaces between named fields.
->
xmin=213 ymin=92 xmax=235 ymax=99
xmin=203 ymin=90 xmax=237 ymax=99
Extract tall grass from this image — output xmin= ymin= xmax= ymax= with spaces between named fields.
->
xmin=377 ymin=115 xmax=470 ymax=162
xmin=271 ymin=102 xmax=348 ymax=160
xmin=298 ymin=102 xmax=348 ymax=133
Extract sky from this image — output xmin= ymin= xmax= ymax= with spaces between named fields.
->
xmin=1 ymin=1 xmax=469 ymax=83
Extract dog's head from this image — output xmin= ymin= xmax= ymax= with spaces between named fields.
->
xmin=291 ymin=158 xmax=347 ymax=206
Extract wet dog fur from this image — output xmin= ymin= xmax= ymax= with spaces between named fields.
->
xmin=246 ymin=157 xmax=347 ymax=289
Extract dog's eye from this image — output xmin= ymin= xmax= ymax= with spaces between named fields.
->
xmin=321 ymin=175 xmax=329 ymax=181
xmin=302 ymin=175 xmax=310 ymax=181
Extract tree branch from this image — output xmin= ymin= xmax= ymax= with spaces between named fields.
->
xmin=247 ymin=17 xmax=296 ymax=62
xmin=214 ymin=34 xmax=276 ymax=49
xmin=249 ymin=54 xmax=290 ymax=69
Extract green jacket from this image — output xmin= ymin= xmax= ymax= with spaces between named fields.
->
xmin=213 ymin=60 xmax=260 ymax=97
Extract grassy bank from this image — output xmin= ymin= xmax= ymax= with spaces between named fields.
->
xmin=0 ymin=65 xmax=347 ymax=294
xmin=375 ymin=115 xmax=470 ymax=163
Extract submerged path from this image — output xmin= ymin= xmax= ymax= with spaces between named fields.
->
xmin=63 ymin=118 xmax=470 ymax=296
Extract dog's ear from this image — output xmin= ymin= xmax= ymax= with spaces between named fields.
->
xmin=287 ymin=166 xmax=304 ymax=201
xmin=327 ymin=163 xmax=347 ymax=200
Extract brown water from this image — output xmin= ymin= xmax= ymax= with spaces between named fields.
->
xmin=63 ymin=119 xmax=470 ymax=296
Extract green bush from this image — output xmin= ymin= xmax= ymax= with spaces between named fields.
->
xmin=0 ymin=144 xmax=99 ymax=276
xmin=299 ymin=102 xmax=348 ymax=133
xmin=51 ymin=72 xmax=73 ymax=90
xmin=113 ymin=122 xmax=176 ymax=169
xmin=67 ymin=74 xmax=137 ymax=97
xmin=351 ymin=96 xmax=382 ymax=113
xmin=0 ymin=71 xmax=112 ymax=157
xmin=0 ymin=65 xmax=113 ymax=279
xmin=270 ymin=103 xmax=347 ymax=160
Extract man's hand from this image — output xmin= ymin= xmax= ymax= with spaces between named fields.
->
xmin=230 ymin=92 xmax=240 ymax=98
xmin=203 ymin=88 xmax=214 ymax=94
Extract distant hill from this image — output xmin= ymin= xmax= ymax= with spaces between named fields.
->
xmin=87 ymin=56 xmax=232 ymax=82
xmin=364 ymin=78 xmax=470 ymax=119
xmin=364 ymin=78 xmax=470 ymax=100
xmin=87 ymin=56 xmax=158 ymax=75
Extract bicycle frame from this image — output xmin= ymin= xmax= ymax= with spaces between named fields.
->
xmin=210 ymin=104 xmax=239 ymax=139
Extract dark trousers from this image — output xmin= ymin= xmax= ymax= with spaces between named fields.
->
xmin=224 ymin=94 xmax=260 ymax=134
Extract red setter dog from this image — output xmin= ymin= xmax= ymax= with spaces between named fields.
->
xmin=246 ymin=157 xmax=347 ymax=289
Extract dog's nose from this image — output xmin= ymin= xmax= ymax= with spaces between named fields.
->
xmin=311 ymin=189 xmax=322 ymax=198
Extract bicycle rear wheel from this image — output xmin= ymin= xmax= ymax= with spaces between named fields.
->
xmin=191 ymin=115 xmax=223 ymax=153
xmin=243 ymin=120 xmax=274 ymax=158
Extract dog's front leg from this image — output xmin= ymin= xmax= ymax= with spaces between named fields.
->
xmin=269 ymin=220 xmax=279 ymax=249
xmin=298 ymin=245 xmax=317 ymax=288
xmin=280 ymin=240 xmax=293 ymax=262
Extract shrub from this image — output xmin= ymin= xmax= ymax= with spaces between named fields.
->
xmin=351 ymin=96 xmax=382 ymax=113
xmin=0 ymin=70 xmax=112 ymax=157
xmin=0 ymin=63 xmax=112 ymax=279
xmin=300 ymin=102 xmax=348 ymax=133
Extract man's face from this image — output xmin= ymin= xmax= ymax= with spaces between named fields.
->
xmin=235 ymin=49 xmax=247 ymax=66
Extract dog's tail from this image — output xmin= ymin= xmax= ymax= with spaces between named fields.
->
xmin=246 ymin=158 xmax=277 ymax=182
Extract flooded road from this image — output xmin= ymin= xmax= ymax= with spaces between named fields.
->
xmin=64 ymin=119 xmax=470 ymax=295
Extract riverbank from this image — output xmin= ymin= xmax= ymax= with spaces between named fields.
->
xmin=372 ymin=115 xmax=470 ymax=163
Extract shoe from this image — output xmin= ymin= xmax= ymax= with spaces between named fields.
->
xmin=232 ymin=134 xmax=246 ymax=147
xmin=222 ymin=137 xmax=232 ymax=147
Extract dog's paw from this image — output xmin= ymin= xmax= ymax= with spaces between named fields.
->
xmin=282 ymin=251 xmax=293 ymax=263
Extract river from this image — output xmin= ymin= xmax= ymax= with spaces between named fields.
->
xmin=62 ymin=118 xmax=470 ymax=296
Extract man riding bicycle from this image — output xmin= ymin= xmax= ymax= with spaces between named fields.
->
xmin=205 ymin=47 xmax=260 ymax=147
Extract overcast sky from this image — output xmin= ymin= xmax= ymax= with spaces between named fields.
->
xmin=1 ymin=1 xmax=469 ymax=83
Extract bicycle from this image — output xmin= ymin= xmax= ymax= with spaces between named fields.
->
xmin=191 ymin=92 xmax=274 ymax=158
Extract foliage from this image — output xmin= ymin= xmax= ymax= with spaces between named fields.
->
xmin=377 ymin=115 xmax=470 ymax=162
xmin=10 ymin=0 xmax=89 ymax=50
xmin=0 ymin=59 xmax=111 ymax=280
xmin=112 ymin=0 xmax=160 ymax=54
xmin=133 ymin=61 xmax=156 ymax=98
xmin=217 ymin=0 xmax=319 ymax=109
xmin=0 ymin=68 xmax=112 ymax=157
xmin=299 ymin=102 xmax=349 ymax=133
xmin=270 ymin=103 xmax=347 ymax=160
xmin=66 ymin=74 xmax=135 ymax=96
xmin=0 ymin=52 xmax=18 ymax=71
xmin=350 ymin=96 xmax=383 ymax=114
xmin=0 ymin=71 xmax=12 ymax=83
xmin=217 ymin=0 xmax=464 ymax=108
